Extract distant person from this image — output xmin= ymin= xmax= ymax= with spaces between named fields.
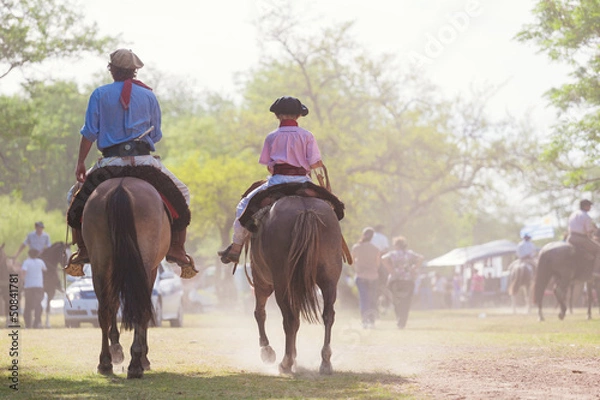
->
xmin=381 ymin=236 xmax=423 ymax=329
xmin=65 ymin=48 xmax=195 ymax=278
xmin=21 ymin=249 xmax=47 ymax=329
xmin=371 ymin=225 xmax=390 ymax=253
xmin=452 ymin=272 xmax=463 ymax=308
xmin=516 ymin=233 xmax=537 ymax=271
xmin=433 ymin=272 xmax=448 ymax=308
xmin=567 ymin=199 xmax=600 ymax=275
xmin=470 ymin=269 xmax=485 ymax=307
xmin=351 ymin=227 xmax=381 ymax=329
xmin=13 ymin=221 xmax=50 ymax=260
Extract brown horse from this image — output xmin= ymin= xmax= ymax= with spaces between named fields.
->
xmin=82 ymin=177 xmax=170 ymax=378
xmin=250 ymin=196 xmax=343 ymax=375
xmin=533 ymin=241 xmax=594 ymax=321
xmin=507 ymin=259 xmax=535 ymax=314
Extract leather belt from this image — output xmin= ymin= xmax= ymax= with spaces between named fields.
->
xmin=272 ymin=163 xmax=308 ymax=176
xmin=102 ymin=140 xmax=151 ymax=157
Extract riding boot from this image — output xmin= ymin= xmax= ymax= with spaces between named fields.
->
xmin=218 ymin=243 xmax=242 ymax=264
xmin=166 ymin=228 xmax=198 ymax=279
xmin=64 ymin=228 xmax=88 ymax=277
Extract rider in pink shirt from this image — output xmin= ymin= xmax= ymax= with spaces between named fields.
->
xmin=218 ymin=96 xmax=324 ymax=264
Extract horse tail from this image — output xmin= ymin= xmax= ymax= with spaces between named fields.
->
xmin=286 ymin=209 xmax=322 ymax=323
xmin=533 ymin=250 xmax=553 ymax=306
xmin=107 ymin=183 xmax=154 ymax=330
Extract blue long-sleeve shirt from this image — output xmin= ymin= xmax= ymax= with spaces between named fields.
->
xmin=80 ymin=81 xmax=162 ymax=151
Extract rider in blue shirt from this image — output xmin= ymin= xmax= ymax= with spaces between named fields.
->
xmin=66 ymin=49 xmax=196 ymax=279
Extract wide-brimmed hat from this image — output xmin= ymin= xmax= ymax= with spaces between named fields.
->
xmin=269 ymin=96 xmax=309 ymax=116
xmin=109 ymin=49 xmax=144 ymax=70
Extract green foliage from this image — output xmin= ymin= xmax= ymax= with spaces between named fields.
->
xmin=0 ymin=193 xmax=68 ymax=261
xmin=0 ymin=81 xmax=91 ymax=210
xmin=0 ymin=0 xmax=116 ymax=79
xmin=517 ymin=0 xmax=600 ymax=187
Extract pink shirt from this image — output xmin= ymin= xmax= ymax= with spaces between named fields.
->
xmin=568 ymin=210 xmax=596 ymax=235
xmin=259 ymin=121 xmax=321 ymax=172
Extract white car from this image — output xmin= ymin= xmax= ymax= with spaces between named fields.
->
xmin=64 ymin=262 xmax=184 ymax=328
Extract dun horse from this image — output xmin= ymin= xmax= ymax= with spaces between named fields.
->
xmin=506 ymin=259 xmax=534 ymax=314
xmin=38 ymin=242 xmax=68 ymax=328
xmin=250 ymin=196 xmax=343 ymax=374
xmin=83 ymin=177 xmax=170 ymax=378
xmin=533 ymin=241 xmax=595 ymax=321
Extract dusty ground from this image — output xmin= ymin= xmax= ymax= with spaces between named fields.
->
xmin=415 ymin=351 xmax=600 ymax=399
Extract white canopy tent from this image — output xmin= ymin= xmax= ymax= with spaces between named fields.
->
xmin=426 ymin=240 xmax=517 ymax=268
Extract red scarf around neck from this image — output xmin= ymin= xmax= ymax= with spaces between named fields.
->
xmin=120 ymin=79 xmax=153 ymax=110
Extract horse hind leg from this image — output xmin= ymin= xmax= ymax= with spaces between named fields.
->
xmin=554 ymin=284 xmax=568 ymax=320
xmin=127 ymin=323 xmax=149 ymax=379
xmin=254 ymin=284 xmax=276 ymax=364
xmin=318 ymin=282 xmax=337 ymax=375
xmin=97 ymin=306 xmax=116 ymax=375
xmin=278 ymin=307 xmax=299 ymax=375
xmin=109 ymin=313 xmax=124 ymax=365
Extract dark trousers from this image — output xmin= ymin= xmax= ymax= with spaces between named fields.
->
xmin=389 ymin=279 xmax=415 ymax=328
xmin=355 ymin=277 xmax=378 ymax=325
xmin=24 ymin=287 xmax=44 ymax=328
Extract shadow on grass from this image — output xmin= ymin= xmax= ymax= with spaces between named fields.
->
xmin=18 ymin=369 xmax=413 ymax=399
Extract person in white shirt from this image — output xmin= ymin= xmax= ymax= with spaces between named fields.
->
xmin=567 ymin=199 xmax=600 ymax=273
xmin=21 ymin=249 xmax=47 ymax=329
xmin=516 ymin=234 xmax=537 ymax=270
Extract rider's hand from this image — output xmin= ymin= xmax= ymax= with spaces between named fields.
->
xmin=75 ymin=162 xmax=87 ymax=183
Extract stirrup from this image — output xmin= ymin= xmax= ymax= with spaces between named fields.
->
xmin=166 ymin=254 xmax=199 ymax=279
xmin=218 ymin=245 xmax=240 ymax=264
xmin=64 ymin=253 xmax=86 ymax=277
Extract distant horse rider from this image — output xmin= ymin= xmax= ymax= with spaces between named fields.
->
xmin=515 ymin=233 xmax=537 ymax=272
xmin=566 ymin=199 xmax=600 ymax=276
xmin=65 ymin=48 xmax=196 ymax=278
xmin=12 ymin=221 xmax=50 ymax=261
xmin=218 ymin=96 xmax=325 ymax=264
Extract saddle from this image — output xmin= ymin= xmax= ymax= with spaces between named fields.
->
xmin=67 ymin=165 xmax=191 ymax=231
xmin=238 ymin=181 xmax=345 ymax=233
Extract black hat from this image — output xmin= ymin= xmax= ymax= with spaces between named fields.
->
xmin=581 ymin=199 xmax=593 ymax=208
xmin=269 ymin=96 xmax=309 ymax=116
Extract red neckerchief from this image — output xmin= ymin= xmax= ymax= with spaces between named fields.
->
xmin=279 ymin=119 xmax=298 ymax=127
xmin=120 ymin=79 xmax=153 ymax=110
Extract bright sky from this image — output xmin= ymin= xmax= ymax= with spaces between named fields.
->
xmin=3 ymin=0 xmax=570 ymax=130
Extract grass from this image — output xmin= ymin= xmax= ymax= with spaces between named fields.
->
xmin=3 ymin=305 xmax=600 ymax=399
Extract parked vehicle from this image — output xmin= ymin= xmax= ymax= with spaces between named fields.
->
xmin=64 ymin=262 xmax=184 ymax=328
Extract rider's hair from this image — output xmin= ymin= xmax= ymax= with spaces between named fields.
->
xmin=108 ymin=64 xmax=137 ymax=81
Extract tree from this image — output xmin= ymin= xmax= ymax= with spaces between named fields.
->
xmin=243 ymin=5 xmax=534 ymax=255
xmin=517 ymin=0 xmax=600 ymax=189
xmin=1 ymin=0 xmax=115 ymax=80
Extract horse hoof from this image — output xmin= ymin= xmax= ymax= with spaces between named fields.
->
xmin=261 ymin=346 xmax=276 ymax=364
xmin=319 ymin=362 xmax=333 ymax=375
xmin=278 ymin=363 xmax=293 ymax=375
xmin=559 ymin=313 xmax=565 ymax=320
xmin=97 ymin=364 xmax=113 ymax=376
xmin=127 ymin=368 xmax=144 ymax=379
xmin=142 ymin=357 xmax=151 ymax=371
xmin=110 ymin=344 xmax=124 ymax=365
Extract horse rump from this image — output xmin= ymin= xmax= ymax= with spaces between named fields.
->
xmin=107 ymin=184 xmax=154 ymax=330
